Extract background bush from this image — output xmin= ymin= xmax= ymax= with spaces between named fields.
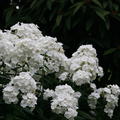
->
xmin=0 ymin=0 xmax=120 ymax=120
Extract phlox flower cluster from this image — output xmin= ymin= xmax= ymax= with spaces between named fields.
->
xmin=88 ymin=84 xmax=120 ymax=118
xmin=0 ymin=23 xmax=68 ymax=75
xmin=43 ymin=84 xmax=81 ymax=120
xmin=3 ymin=72 xmax=37 ymax=109
xmin=70 ymin=45 xmax=103 ymax=86
xmin=1 ymin=22 xmax=117 ymax=120
xmin=59 ymin=45 xmax=104 ymax=86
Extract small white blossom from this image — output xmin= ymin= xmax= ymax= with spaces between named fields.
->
xmin=64 ymin=108 xmax=78 ymax=120
xmin=3 ymin=85 xmax=19 ymax=104
xmin=88 ymin=84 xmax=120 ymax=118
xmin=10 ymin=22 xmax=43 ymax=39
xmin=72 ymin=70 xmax=92 ymax=86
xmin=20 ymin=93 xmax=37 ymax=109
xmin=43 ymin=84 xmax=81 ymax=120
xmin=3 ymin=72 xmax=38 ymax=109
xmin=68 ymin=45 xmax=104 ymax=86
xmin=43 ymin=89 xmax=55 ymax=100
xmin=90 ymin=83 xmax=96 ymax=90
xmin=10 ymin=72 xmax=37 ymax=93
xmin=58 ymin=72 xmax=69 ymax=81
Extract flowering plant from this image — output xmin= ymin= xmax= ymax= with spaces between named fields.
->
xmin=0 ymin=23 xmax=120 ymax=120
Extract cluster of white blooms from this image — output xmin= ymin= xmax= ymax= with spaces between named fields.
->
xmin=0 ymin=23 xmax=68 ymax=75
xmin=10 ymin=22 xmax=43 ymax=39
xmin=68 ymin=45 xmax=104 ymax=86
xmin=0 ymin=23 xmax=107 ymax=119
xmin=10 ymin=72 xmax=37 ymax=93
xmin=3 ymin=85 xmax=19 ymax=104
xmin=88 ymin=84 xmax=120 ymax=118
xmin=3 ymin=72 xmax=37 ymax=109
xmin=21 ymin=93 xmax=37 ymax=109
xmin=43 ymin=84 xmax=81 ymax=120
xmin=0 ymin=23 xmax=70 ymax=113
xmin=58 ymin=72 xmax=69 ymax=81
xmin=0 ymin=30 xmax=17 ymax=64
xmin=40 ymin=36 xmax=69 ymax=74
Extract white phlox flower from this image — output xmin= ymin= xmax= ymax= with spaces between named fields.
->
xmin=3 ymin=72 xmax=37 ymax=109
xmin=69 ymin=45 xmax=104 ymax=86
xmin=43 ymin=84 xmax=81 ymax=120
xmin=88 ymin=84 xmax=120 ymax=118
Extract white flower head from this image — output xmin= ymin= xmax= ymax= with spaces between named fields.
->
xmin=11 ymin=72 xmax=37 ymax=93
xmin=10 ymin=22 xmax=43 ymax=39
xmin=43 ymin=84 xmax=81 ymax=120
xmin=88 ymin=84 xmax=120 ymax=118
xmin=69 ymin=45 xmax=104 ymax=86
xmin=20 ymin=93 xmax=37 ymax=109
xmin=3 ymin=85 xmax=19 ymax=104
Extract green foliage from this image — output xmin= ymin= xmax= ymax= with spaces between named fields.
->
xmin=3 ymin=0 xmax=120 ymax=31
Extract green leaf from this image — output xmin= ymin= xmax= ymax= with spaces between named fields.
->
xmin=103 ymin=48 xmax=117 ymax=55
xmin=70 ymin=0 xmax=74 ymax=3
xmin=56 ymin=15 xmax=62 ymax=26
xmin=112 ymin=14 xmax=120 ymax=22
xmin=78 ymin=110 xmax=95 ymax=120
xmin=47 ymin=0 xmax=52 ymax=10
xmin=93 ymin=6 xmax=110 ymax=21
xmin=49 ymin=9 xmax=57 ymax=21
xmin=103 ymin=1 xmax=108 ymax=8
xmin=105 ymin=19 xmax=110 ymax=30
xmin=5 ymin=8 xmax=14 ymax=25
xmin=96 ymin=11 xmax=105 ymax=21
xmin=65 ymin=17 xmax=71 ymax=30
xmin=71 ymin=1 xmax=85 ymax=15
xmin=113 ymin=4 xmax=119 ymax=11
xmin=30 ymin=0 xmax=38 ymax=8
xmin=92 ymin=0 xmax=102 ymax=8
xmin=72 ymin=17 xmax=81 ymax=28
xmin=86 ymin=18 xmax=94 ymax=31
xmin=108 ymin=71 xmax=112 ymax=80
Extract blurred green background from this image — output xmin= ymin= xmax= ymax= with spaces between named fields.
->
xmin=0 ymin=0 xmax=120 ymax=120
